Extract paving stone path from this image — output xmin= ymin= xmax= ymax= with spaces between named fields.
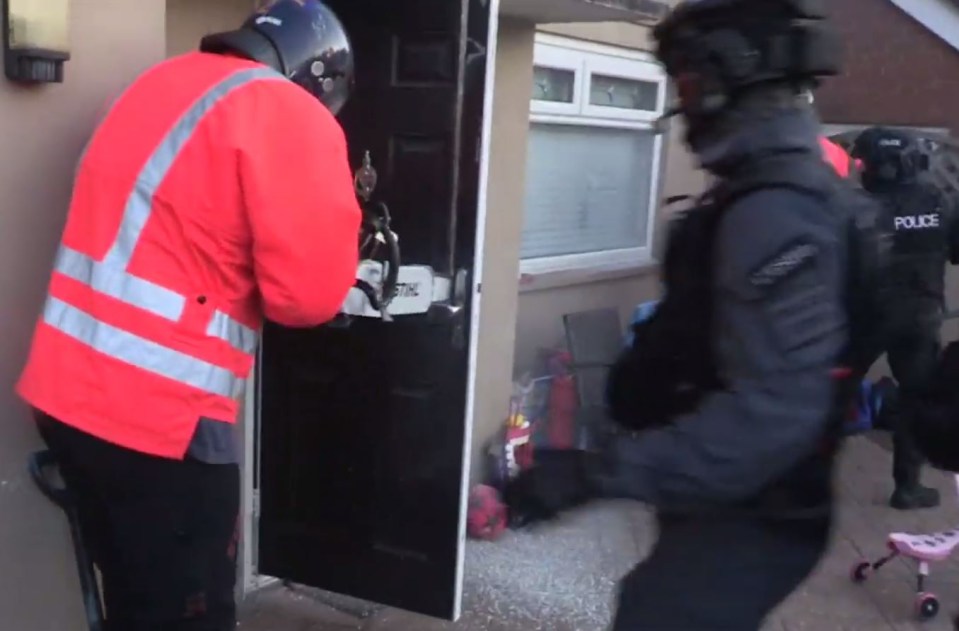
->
xmin=239 ymin=434 xmax=959 ymax=631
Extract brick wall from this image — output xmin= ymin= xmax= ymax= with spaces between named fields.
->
xmin=815 ymin=0 xmax=959 ymax=134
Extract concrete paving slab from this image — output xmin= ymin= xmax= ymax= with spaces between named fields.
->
xmin=238 ymin=585 xmax=366 ymax=630
xmin=239 ymin=433 xmax=959 ymax=631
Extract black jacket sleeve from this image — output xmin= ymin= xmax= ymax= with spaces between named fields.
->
xmin=946 ymin=193 xmax=959 ymax=266
xmin=593 ymin=189 xmax=848 ymax=508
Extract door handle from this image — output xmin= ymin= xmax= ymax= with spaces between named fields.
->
xmin=427 ymin=269 xmax=470 ymax=349
xmin=450 ymin=268 xmax=469 ymax=349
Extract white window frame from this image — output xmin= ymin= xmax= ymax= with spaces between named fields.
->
xmin=530 ymin=43 xmax=583 ymax=117
xmin=583 ymin=54 xmax=667 ymax=124
xmin=522 ymin=33 xmax=668 ymax=276
xmin=821 ymin=123 xmax=949 ymax=138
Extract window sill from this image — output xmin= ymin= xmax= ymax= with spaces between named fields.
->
xmin=518 ymin=257 xmax=658 ymax=293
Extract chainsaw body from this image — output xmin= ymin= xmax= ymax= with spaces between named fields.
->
xmin=336 ymin=150 xmax=453 ymax=322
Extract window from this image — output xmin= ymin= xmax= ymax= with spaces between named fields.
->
xmin=520 ymin=34 xmax=667 ymax=275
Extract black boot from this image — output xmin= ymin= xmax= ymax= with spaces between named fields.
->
xmin=889 ymin=484 xmax=940 ymax=510
xmin=890 ymin=397 xmax=938 ymax=510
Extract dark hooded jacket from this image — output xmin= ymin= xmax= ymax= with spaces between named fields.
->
xmin=597 ymin=105 xmax=851 ymax=518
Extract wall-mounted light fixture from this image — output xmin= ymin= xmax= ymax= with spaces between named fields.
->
xmin=2 ymin=0 xmax=70 ymax=84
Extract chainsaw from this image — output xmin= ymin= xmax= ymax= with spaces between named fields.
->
xmin=336 ymin=151 xmax=453 ymax=324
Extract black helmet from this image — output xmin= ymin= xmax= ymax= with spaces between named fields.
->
xmin=852 ymin=127 xmax=929 ymax=188
xmin=654 ymin=0 xmax=841 ymax=123
xmin=201 ymin=0 xmax=354 ymax=115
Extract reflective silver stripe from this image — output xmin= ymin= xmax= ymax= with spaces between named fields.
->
xmin=103 ymin=66 xmax=286 ymax=269
xmin=55 ymin=245 xmax=256 ymax=353
xmin=206 ymin=310 xmax=259 ymax=354
xmin=45 ymin=296 xmax=244 ymax=399
xmin=54 ymin=66 xmax=284 ymax=366
xmin=55 ymin=245 xmax=185 ymax=321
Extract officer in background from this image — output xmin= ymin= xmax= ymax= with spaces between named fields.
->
xmin=853 ymin=127 xmax=959 ymax=510
xmin=503 ymin=1 xmax=888 ymax=629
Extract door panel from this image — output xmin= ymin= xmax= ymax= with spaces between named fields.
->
xmin=257 ymin=0 xmax=490 ymax=620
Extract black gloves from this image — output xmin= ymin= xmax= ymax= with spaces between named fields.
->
xmin=606 ymin=332 xmax=710 ymax=432
xmin=502 ymin=449 xmax=600 ymax=529
xmin=606 ymin=206 xmax=723 ymax=433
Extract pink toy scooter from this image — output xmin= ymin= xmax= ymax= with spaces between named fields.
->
xmin=851 ymin=475 xmax=959 ymax=623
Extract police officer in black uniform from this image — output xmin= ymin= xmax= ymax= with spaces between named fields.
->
xmin=852 ymin=127 xmax=959 ymax=510
xmin=503 ymin=1 xmax=888 ymax=629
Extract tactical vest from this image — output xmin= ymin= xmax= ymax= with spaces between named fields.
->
xmin=880 ymin=182 xmax=949 ymax=321
xmin=606 ymin=152 xmax=890 ymax=517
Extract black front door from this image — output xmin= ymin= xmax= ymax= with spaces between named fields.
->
xmin=257 ymin=0 xmax=491 ymax=621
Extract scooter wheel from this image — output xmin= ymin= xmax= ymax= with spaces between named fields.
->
xmin=916 ymin=593 xmax=940 ymax=621
xmin=851 ymin=561 xmax=872 ymax=583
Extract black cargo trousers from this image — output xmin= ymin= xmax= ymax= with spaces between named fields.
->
xmin=612 ymin=513 xmax=831 ymax=630
xmin=34 ymin=411 xmax=240 ymax=631
xmin=884 ymin=316 xmax=942 ymax=490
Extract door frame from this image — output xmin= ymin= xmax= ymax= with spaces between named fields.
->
xmin=238 ymin=2 xmax=501 ymax=616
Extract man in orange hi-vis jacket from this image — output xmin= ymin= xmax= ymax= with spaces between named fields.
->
xmin=17 ymin=2 xmax=360 ymax=628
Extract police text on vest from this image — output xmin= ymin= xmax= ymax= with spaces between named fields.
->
xmin=894 ymin=214 xmax=940 ymax=230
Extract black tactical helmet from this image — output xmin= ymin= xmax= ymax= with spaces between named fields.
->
xmin=654 ymin=0 xmax=841 ymax=125
xmin=852 ymin=127 xmax=929 ymax=187
xmin=201 ymin=0 xmax=354 ymax=115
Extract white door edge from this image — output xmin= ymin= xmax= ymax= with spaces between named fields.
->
xmin=240 ymin=349 xmax=262 ymax=596
xmin=453 ymin=0 xmax=500 ymax=620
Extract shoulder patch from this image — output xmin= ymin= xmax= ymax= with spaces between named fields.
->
xmin=749 ymin=240 xmax=819 ymax=289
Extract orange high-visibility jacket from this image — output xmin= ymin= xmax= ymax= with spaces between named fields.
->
xmin=17 ymin=52 xmax=361 ymax=459
xmin=819 ymin=136 xmax=853 ymax=178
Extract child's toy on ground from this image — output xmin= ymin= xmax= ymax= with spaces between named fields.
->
xmin=487 ymin=366 xmax=560 ymax=490
xmin=467 ymin=484 xmax=507 ymax=541
xmin=851 ymin=474 xmax=959 ymax=623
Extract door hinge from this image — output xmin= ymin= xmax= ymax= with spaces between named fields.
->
xmin=252 ymin=489 xmax=261 ymax=519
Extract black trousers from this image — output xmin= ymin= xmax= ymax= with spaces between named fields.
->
xmin=612 ymin=514 xmax=831 ymax=630
xmin=886 ymin=323 xmax=941 ymax=488
xmin=35 ymin=413 xmax=240 ymax=631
